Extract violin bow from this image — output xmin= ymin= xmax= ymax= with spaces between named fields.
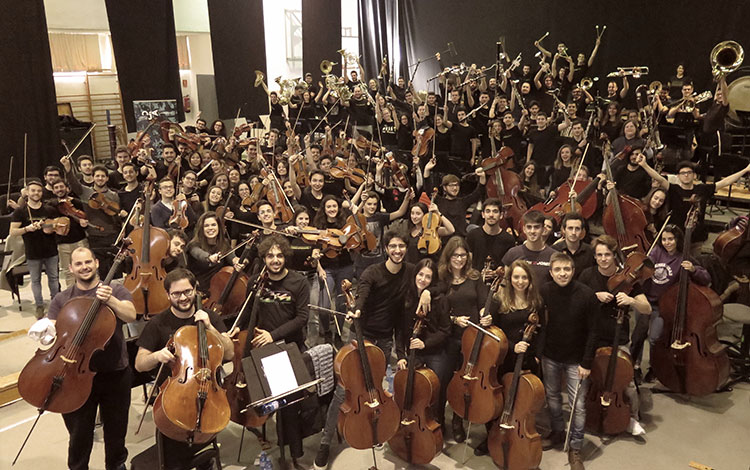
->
xmin=223 ymin=217 xmax=301 ymax=238
xmin=23 ymin=133 xmax=27 ymax=188
xmin=260 ymin=159 xmax=296 ymax=215
xmin=135 ymin=359 xmax=168 ymax=435
xmin=647 ymin=212 xmax=672 ymax=256
xmin=6 ymin=155 xmax=12 ymax=208
xmin=115 ymin=198 xmax=141 ymax=245
xmin=217 ymin=234 xmax=256 ymax=262
xmin=65 ymin=124 xmax=97 ymax=160
xmin=309 ymin=96 xmax=342 ymax=136
xmin=570 ymin=143 xmax=590 ymax=183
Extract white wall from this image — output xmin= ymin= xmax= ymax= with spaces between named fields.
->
xmin=263 ymin=0 xmax=302 ymax=94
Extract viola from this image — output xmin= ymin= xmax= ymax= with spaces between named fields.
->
xmin=339 ymin=192 xmax=377 ymax=253
xmin=329 ymin=159 xmax=366 ymax=186
xmin=388 ymin=306 xmax=443 ymax=465
xmin=446 ymin=278 xmax=508 ymax=424
xmin=602 ymin=154 xmax=650 ymax=254
xmin=290 ymin=153 xmax=310 ymax=187
xmin=204 ymin=236 xmax=256 ymax=319
xmin=18 ymin=242 xmax=132 ymax=414
xmin=335 ymin=287 xmax=400 ymax=449
xmin=488 ymin=312 xmax=544 ymax=470
xmin=386 ymin=152 xmax=410 ymax=189
xmin=652 ymin=203 xmax=730 ymax=396
xmin=225 ymin=267 xmax=270 ymax=429
xmin=123 ymin=190 xmax=171 ymax=318
xmin=88 ymin=192 xmax=120 ymax=216
xmin=153 ymin=308 xmax=230 ymax=444
xmin=417 ymin=189 xmax=441 ymax=255
xmin=713 ymin=211 xmax=749 ymax=265
xmin=481 ymin=146 xmax=527 ymax=234
xmin=411 ymin=127 xmax=435 ymax=158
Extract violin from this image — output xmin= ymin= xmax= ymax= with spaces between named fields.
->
xmin=329 ymin=159 xmax=366 ymax=186
xmin=488 ymin=312 xmax=544 ymax=470
xmin=88 ymin=192 xmax=120 ymax=216
xmin=339 ymin=192 xmax=377 ymax=253
xmin=335 ymin=282 xmax=400 ymax=449
xmin=38 ymin=217 xmax=71 ymax=236
xmin=480 ymin=146 xmax=527 ymax=234
xmin=18 ymin=242 xmax=132 ymax=414
xmin=153 ymin=299 xmax=231 ymax=444
xmin=355 ymin=135 xmax=381 ymax=155
xmin=446 ymin=277 xmax=508 ymax=424
xmin=417 ymin=189 xmax=441 ymax=255
xmin=57 ymin=199 xmax=104 ymax=232
xmin=168 ymin=193 xmax=190 ymax=229
xmin=386 ymin=152 xmax=410 ymax=189
xmin=259 ymin=159 xmax=295 ymax=223
xmin=123 ymin=190 xmax=171 ymax=318
xmin=713 ymin=211 xmax=749 ymax=266
xmin=203 ymin=235 xmax=256 ymax=318
xmin=602 ymin=151 xmax=650 ymax=254
xmin=652 ymin=203 xmax=730 ymax=396
xmin=225 ymin=267 xmax=270 ymax=429
xmin=388 ymin=305 xmax=443 ymax=465
xmin=297 ymin=227 xmax=346 ymax=258
xmin=290 ymin=152 xmax=310 ymax=187
xmin=411 ymin=127 xmax=435 ymax=158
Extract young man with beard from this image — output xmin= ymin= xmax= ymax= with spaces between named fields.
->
xmin=42 ymin=165 xmax=64 ymax=201
xmin=107 ymin=146 xmax=133 ymax=190
xmin=76 ymin=154 xmax=95 ymax=187
xmin=578 ymin=235 xmax=650 ymax=436
xmin=10 ymin=179 xmax=60 ymax=317
xmin=135 ymin=268 xmax=232 ymax=470
xmin=314 ymin=230 xmax=427 ymax=469
xmin=155 ymin=143 xmax=180 ymax=182
xmin=539 ymin=252 xmax=598 ymax=470
xmin=289 ymin=163 xmax=326 ymax=215
xmin=117 ymin=162 xmax=145 ymax=215
xmin=48 ymin=179 xmax=90 ymax=287
xmin=150 ymin=177 xmax=197 ymax=232
xmin=605 ymin=146 xmax=652 ymax=200
xmin=552 ymin=212 xmax=593 ymax=278
xmin=466 ymin=198 xmax=516 ymax=280
xmin=424 ymin=164 xmax=487 ymax=237
xmin=502 ymin=210 xmax=557 ymax=283
xmin=31 ymin=247 xmax=136 ymax=470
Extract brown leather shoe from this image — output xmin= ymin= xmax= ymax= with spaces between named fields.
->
xmin=568 ymin=449 xmax=585 ymax=470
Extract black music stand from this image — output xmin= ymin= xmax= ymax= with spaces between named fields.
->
xmin=240 ymin=342 xmax=320 ymax=469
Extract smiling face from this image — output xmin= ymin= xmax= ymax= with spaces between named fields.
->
xmin=510 ymin=265 xmax=530 ymax=294
xmin=208 ymin=187 xmax=222 ymax=204
xmin=258 ymin=203 xmax=275 ymax=225
xmin=324 ymin=199 xmax=339 ymax=220
xmin=168 ymin=278 xmax=196 ymax=312
xmin=450 ymin=246 xmax=468 ymax=272
xmin=523 ymin=221 xmax=542 ymax=243
xmin=550 ymin=260 xmax=574 ymax=287
xmin=264 ymin=245 xmax=285 ymax=274
xmin=70 ymin=248 xmax=99 ymax=284
xmin=310 ymin=173 xmax=325 ymax=192
xmin=203 ymin=217 xmax=219 ymax=239
xmin=410 ymin=205 xmax=425 ymax=225
xmin=415 ymin=265 xmax=434 ymax=292
xmin=661 ymin=231 xmax=677 ymax=254
xmin=649 ymin=190 xmax=666 ymax=211
xmin=386 ymin=237 xmax=406 ymax=265
xmin=483 ymin=203 xmax=502 ymax=227
xmin=169 ymin=236 xmax=186 ymax=258
xmin=594 ymin=243 xmax=616 ymax=271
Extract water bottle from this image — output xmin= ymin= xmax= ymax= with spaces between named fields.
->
xmin=385 ymin=364 xmax=395 ymax=394
xmin=259 ymin=450 xmax=272 ymax=469
xmin=260 ymin=397 xmax=287 ymax=415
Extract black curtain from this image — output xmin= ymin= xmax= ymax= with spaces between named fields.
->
xmin=302 ymin=0 xmax=342 ymax=78
xmin=400 ymin=0 xmax=750 ymax=104
xmin=106 ymin=0 xmax=184 ymax=131
xmin=0 ymin=0 xmax=60 ymax=185
xmin=358 ymin=0 xmax=410 ymax=81
xmin=207 ymin=0 xmax=267 ymax=121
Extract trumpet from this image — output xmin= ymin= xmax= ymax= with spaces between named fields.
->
xmin=320 ymin=60 xmax=337 ymax=74
xmin=607 ymin=66 xmax=649 ymax=78
xmin=711 ymin=40 xmax=744 ymax=80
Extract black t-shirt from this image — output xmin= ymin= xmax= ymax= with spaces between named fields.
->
xmin=299 ymin=187 xmax=324 ymax=215
xmin=11 ymin=204 xmax=58 ymax=259
xmin=500 ymin=126 xmax=524 ymax=161
xmin=434 ymin=128 xmax=451 ymax=154
xmin=355 ymin=262 xmax=415 ymax=339
xmin=379 ymin=120 xmax=398 ymax=148
xmin=529 ymin=126 xmax=560 ymax=167
xmin=466 ymin=227 xmax=516 ymax=271
xmin=137 ymin=307 xmax=227 ymax=361
xmin=118 ymin=184 xmax=142 ymax=214
xmin=613 ymin=164 xmax=651 ymax=200
xmin=667 ymin=183 xmax=715 ymax=242
xmin=441 ymin=277 xmax=489 ymax=339
xmin=247 ymin=270 xmax=309 ymax=349
xmin=502 ymin=244 xmax=556 ymax=284
xmin=450 ymin=124 xmax=477 ymax=159
xmin=348 ymin=98 xmax=374 ymax=126
xmin=49 ymin=282 xmax=133 ymax=371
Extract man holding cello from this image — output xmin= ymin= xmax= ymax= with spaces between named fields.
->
xmin=29 ymin=247 xmax=136 ymax=470
xmin=135 ymin=268 xmax=232 ymax=469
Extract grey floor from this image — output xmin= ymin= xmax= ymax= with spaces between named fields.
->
xmin=1 ymin=222 xmax=750 ymax=470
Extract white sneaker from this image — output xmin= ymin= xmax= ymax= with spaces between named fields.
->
xmin=627 ymin=418 xmax=646 ymax=436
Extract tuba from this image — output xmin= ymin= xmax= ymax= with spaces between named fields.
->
xmin=711 ymin=40 xmax=744 ymax=80
xmin=320 ymin=60 xmax=337 ymax=74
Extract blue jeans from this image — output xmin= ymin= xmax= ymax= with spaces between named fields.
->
xmin=27 ymin=256 xmax=60 ymax=307
xmin=418 ymin=349 xmax=452 ymax=425
xmin=541 ymin=356 xmax=588 ymax=451
xmin=318 ymin=264 xmax=354 ymax=336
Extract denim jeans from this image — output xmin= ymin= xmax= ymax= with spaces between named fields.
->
xmin=541 ymin=356 xmax=588 ymax=451
xmin=417 ymin=349 xmax=453 ymax=425
xmin=318 ymin=264 xmax=354 ymax=336
xmin=27 ymin=255 xmax=60 ymax=307
xmin=630 ymin=304 xmax=663 ymax=366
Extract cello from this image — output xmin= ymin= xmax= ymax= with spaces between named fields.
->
xmin=488 ymin=312 xmax=544 ymax=470
xmin=480 ymin=146 xmax=527 ymax=234
xmin=152 ymin=297 xmax=231 ymax=444
xmin=446 ymin=277 xmax=508 ymax=425
xmin=15 ymin=242 xmax=132 ymax=463
xmin=224 ymin=267 xmax=270 ymax=429
xmin=388 ymin=306 xmax=443 ymax=465
xmin=203 ymin=234 xmax=256 ymax=318
xmin=652 ymin=203 xmax=730 ymax=396
xmin=713 ymin=209 xmax=749 ymax=265
xmin=335 ymin=288 xmax=400 ymax=450
xmin=602 ymin=150 xmax=650 ymax=254
xmin=123 ymin=189 xmax=171 ymax=318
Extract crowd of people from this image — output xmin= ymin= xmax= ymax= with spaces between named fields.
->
xmin=7 ymin=35 xmax=750 ymax=470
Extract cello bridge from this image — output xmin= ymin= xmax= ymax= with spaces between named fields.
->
xmin=365 ymin=399 xmax=381 ymax=408
xmin=499 ymin=422 xmax=515 ymax=430
xmin=60 ymin=355 xmax=77 ymax=364
xmin=600 ymin=396 xmax=612 ymax=407
xmin=194 ymin=368 xmax=212 ymax=382
xmin=670 ymin=340 xmax=691 ymax=350
xmin=462 ymin=374 xmax=479 ymax=381
xmin=236 ymin=382 xmax=247 ymax=389
xmin=401 ymin=418 xmax=415 ymax=426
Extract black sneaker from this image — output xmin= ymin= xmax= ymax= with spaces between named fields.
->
xmin=643 ymin=368 xmax=656 ymax=383
xmin=542 ymin=430 xmax=565 ymax=450
xmin=452 ymin=414 xmax=465 ymax=443
xmin=313 ymin=444 xmax=330 ymax=470
xmin=633 ymin=367 xmax=643 ymax=385
xmin=473 ymin=438 xmax=488 ymax=455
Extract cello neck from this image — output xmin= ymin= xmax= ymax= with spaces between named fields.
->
xmin=500 ymin=346 xmax=526 ymax=425
xmin=603 ymin=309 xmax=626 ymax=392
xmin=353 ymin=318 xmax=378 ymax=398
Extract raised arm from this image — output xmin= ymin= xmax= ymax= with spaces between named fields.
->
xmin=715 ymin=163 xmax=750 ymax=190
xmin=587 ymin=36 xmax=601 ymax=68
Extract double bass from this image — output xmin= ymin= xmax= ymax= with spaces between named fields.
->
xmin=651 ymin=203 xmax=730 ymax=396
xmin=479 ymin=146 xmax=526 ymax=234
xmin=124 ymin=190 xmax=171 ymax=318
xmin=335 ymin=286 xmax=400 ymax=450
xmin=153 ymin=299 xmax=231 ymax=444
xmin=388 ymin=306 xmax=443 ymax=465
xmin=488 ymin=312 xmax=544 ymax=470
xmin=15 ymin=242 xmax=132 ymax=463
xmin=602 ymin=151 xmax=650 ymax=254
xmin=446 ymin=278 xmax=508 ymax=425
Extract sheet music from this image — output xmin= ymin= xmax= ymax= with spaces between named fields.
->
xmin=261 ymin=351 xmax=299 ymax=396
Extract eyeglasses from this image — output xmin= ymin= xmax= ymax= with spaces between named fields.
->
xmin=387 ymin=243 xmax=406 ymax=249
xmin=169 ymin=288 xmax=195 ymax=299
xmin=451 ymin=253 xmax=468 ymax=259
xmin=678 ymin=170 xmax=694 ymax=175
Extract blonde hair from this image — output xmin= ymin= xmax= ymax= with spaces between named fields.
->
xmin=495 ymin=260 xmax=543 ymax=313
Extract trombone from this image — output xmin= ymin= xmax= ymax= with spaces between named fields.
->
xmin=606 ymin=66 xmax=649 ymax=78
xmin=711 ymin=40 xmax=744 ymax=80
